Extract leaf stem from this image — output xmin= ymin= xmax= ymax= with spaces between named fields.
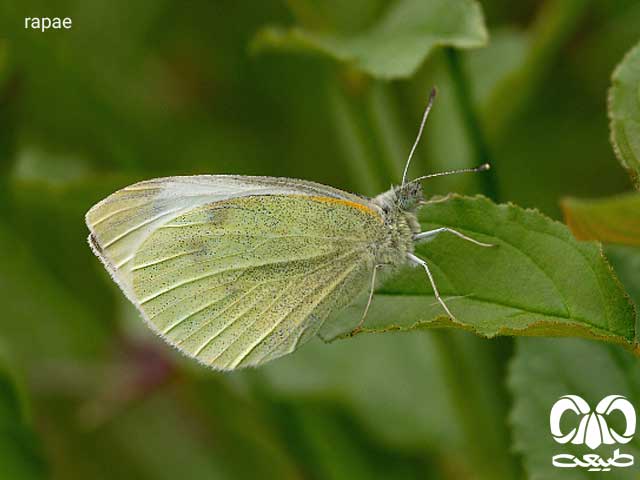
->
xmin=367 ymin=82 xmax=407 ymax=184
xmin=485 ymin=0 xmax=591 ymax=139
xmin=285 ymin=0 xmax=328 ymax=30
xmin=0 ymin=72 xmax=20 ymax=216
xmin=328 ymin=77 xmax=387 ymax=196
xmin=444 ymin=48 xmax=499 ymax=200
xmin=431 ymin=331 xmax=522 ymax=480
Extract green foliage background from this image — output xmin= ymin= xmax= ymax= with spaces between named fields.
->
xmin=1 ymin=1 xmax=640 ymax=479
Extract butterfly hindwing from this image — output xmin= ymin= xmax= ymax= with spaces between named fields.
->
xmin=132 ymin=195 xmax=379 ymax=369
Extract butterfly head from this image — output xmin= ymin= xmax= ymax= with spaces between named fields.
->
xmin=396 ymin=181 xmax=424 ymax=211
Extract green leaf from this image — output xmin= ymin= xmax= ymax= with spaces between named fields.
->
xmin=0 ymin=353 xmax=47 ymax=479
xmin=320 ymin=195 xmax=638 ymax=352
xmin=509 ymin=338 xmax=640 ymax=479
xmin=604 ymin=245 xmax=640 ymax=337
xmin=464 ymin=28 xmax=530 ymax=112
xmin=275 ymin=401 xmax=429 ymax=480
xmin=606 ymin=245 xmax=640 ymax=308
xmin=561 ymin=192 xmax=640 ymax=246
xmin=259 ymin=332 xmax=521 ymax=478
xmin=259 ymin=333 xmax=462 ymax=452
xmin=252 ymin=0 xmax=488 ymax=79
xmin=609 ymin=40 xmax=640 ymax=189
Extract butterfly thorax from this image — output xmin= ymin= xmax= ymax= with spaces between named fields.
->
xmin=371 ymin=185 xmax=422 ymax=266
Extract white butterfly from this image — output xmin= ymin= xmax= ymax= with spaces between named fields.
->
xmin=86 ymin=89 xmax=492 ymax=370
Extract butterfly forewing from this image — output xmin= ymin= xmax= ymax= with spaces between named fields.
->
xmin=86 ymin=176 xmax=383 ymax=370
xmin=86 ymin=175 xmax=372 ymax=300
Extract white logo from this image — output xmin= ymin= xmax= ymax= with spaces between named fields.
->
xmin=550 ymin=395 xmax=636 ymax=472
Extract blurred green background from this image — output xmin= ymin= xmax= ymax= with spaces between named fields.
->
xmin=1 ymin=1 xmax=639 ymax=479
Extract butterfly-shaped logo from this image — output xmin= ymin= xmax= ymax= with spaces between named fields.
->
xmin=550 ymin=395 xmax=636 ymax=450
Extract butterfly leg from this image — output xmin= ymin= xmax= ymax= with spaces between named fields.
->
xmin=407 ymin=253 xmax=455 ymax=319
xmin=350 ymin=264 xmax=383 ymax=336
xmin=414 ymin=227 xmax=494 ymax=247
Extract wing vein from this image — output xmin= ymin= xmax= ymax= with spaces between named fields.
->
xmin=132 ymin=248 xmax=202 ymax=271
xmin=139 ymin=249 xmax=345 ymax=305
xmin=209 ymin=282 xmax=295 ymax=366
xmin=162 ymin=289 xmax=235 ymax=335
xmin=134 ymin=238 xmax=273 ymax=280
xmin=180 ymin=283 xmax=264 ymax=352
xmin=102 ymin=206 xmax=184 ymax=248
xmin=155 ymin=228 xmax=368 ymax=243
xmin=234 ymin=255 xmax=364 ymax=368
xmin=179 ymin=247 xmax=365 ymax=355
xmin=90 ymin=203 xmax=149 ymax=227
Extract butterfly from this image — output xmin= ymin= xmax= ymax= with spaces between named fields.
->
xmin=86 ymin=89 xmax=492 ymax=370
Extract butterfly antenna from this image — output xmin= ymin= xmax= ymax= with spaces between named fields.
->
xmin=401 ymin=87 xmax=437 ymax=187
xmin=410 ymin=163 xmax=490 ymax=184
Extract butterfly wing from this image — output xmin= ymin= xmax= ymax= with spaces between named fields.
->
xmin=86 ymin=176 xmax=382 ymax=369
xmin=86 ymin=175 xmax=373 ymax=301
